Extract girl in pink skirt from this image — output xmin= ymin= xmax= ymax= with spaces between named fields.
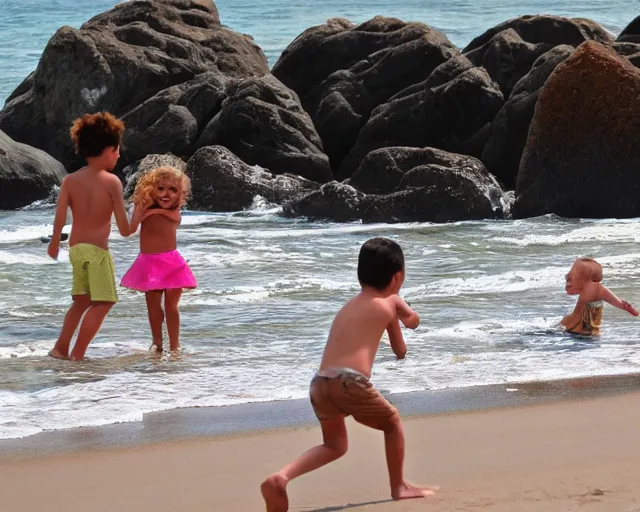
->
xmin=121 ymin=166 xmax=197 ymax=353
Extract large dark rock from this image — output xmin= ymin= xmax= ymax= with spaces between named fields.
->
xmin=613 ymin=42 xmax=640 ymax=68
xmin=304 ymin=20 xmax=458 ymax=170
xmin=361 ymin=148 xmax=507 ymax=223
xmin=273 ymin=16 xmax=450 ymax=102
xmin=283 ymin=181 xmax=369 ymax=222
xmin=0 ymin=130 xmax=67 ymax=209
xmin=349 ymin=146 xmax=496 ymax=194
xmin=187 ymin=146 xmax=319 ymax=211
xmin=195 ymin=75 xmax=333 ymax=183
xmin=463 ymin=16 xmax=613 ymax=98
xmin=362 ymin=180 xmax=504 ymax=224
xmin=481 ymin=45 xmax=574 ymax=188
xmin=514 ymin=41 xmax=640 ymax=219
xmin=121 ymin=72 xmax=228 ymax=166
xmin=284 ymin=147 xmax=507 ymax=223
xmin=338 ymin=67 xmax=504 ymax=179
xmin=0 ymin=0 xmax=268 ymax=170
xmin=616 ymin=16 xmax=640 ymax=43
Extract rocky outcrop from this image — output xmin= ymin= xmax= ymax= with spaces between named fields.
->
xmin=514 ymin=41 xmax=640 ymax=219
xmin=187 ymin=146 xmax=319 ymax=211
xmin=0 ymin=0 xmax=268 ymax=170
xmin=283 ymin=181 xmax=368 ymax=221
xmin=616 ymin=16 xmax=640 ymax=43
xmin=338 ymin=67 xmax=504 ymax=179
xmin=362 ymin=181 xmax=504 ymax=224
xmin=0 ymin=130 xmax=66 ymax=209
xmin=481 ymin=45 xmax=574 ymax=188
xmin=285 ymin=146 xmax=507 ymax=223
xmin=614 ymin=42 xmax=640 ymax=68
xmin=349 ymin=146 xmax=497 ymax=194
xmin=463 ymin=15 xmax=612 ymax=95
xmin=274 ymin=17 xmax=458 ymax=170
xmin=123 ymin=153 xmax=188 ymax=200
xmin=195 ymin=75 xmax=333 ymax=183
xmin=121 ymin=72 xmax=228 ymax=166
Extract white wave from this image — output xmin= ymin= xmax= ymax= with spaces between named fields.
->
xmin=0 ymin=251 xmax=61 ymax=265
xmin=406 ymin=265 xmax=565 ymax=298
xmin=0 ymin=225 xmax=55 ymax=244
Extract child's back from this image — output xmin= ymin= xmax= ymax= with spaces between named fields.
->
xmin=66 ymin=166 xmax=127 ymax=250
xmin=320 ymin=292 xmax=410 ymax=377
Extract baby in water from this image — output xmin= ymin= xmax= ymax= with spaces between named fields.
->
xmin=561 ymin=257 xmax=638 ymax=335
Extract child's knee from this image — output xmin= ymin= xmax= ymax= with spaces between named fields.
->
xmin=381 ymin=410 xmax=402 ymax=433
xmin=328 ymin=437 xmax=348 ymax=457
xmin=91 ymin=301 xmax=114 ymax=312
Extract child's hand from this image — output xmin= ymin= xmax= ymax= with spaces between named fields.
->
xmin=47 ymin=240 xmax=59 ymax=260
xmin=622 ymin=300 xmax=639 ymax=316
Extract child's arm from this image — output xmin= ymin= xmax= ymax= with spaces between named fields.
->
xmin=129 ymin=203 xmax=146 ymax=234
xmin=392 ymin=295 xmax=420 ymax=329
xmin=47 ymin=177 xmax=70 ymax=260
xmin=108 ymin=176 xmax=131 ymax=237
xmin=141 ymin=208 xmax=181 ymax=223
xmin=598 ymin=285 xmax=639 ymax=316
xmin=386 ymin=319 xmax=407 ymax=359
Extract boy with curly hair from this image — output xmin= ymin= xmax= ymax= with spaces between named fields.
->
xmin=48 ymin=112 xmax=132 ymax=361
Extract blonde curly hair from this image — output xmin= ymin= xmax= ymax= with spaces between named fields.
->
xmin=132 ymin=166 xmax=191 ymax=209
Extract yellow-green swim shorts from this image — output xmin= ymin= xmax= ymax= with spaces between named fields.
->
xmin=69 ymin=243 xmax=118 ymax=303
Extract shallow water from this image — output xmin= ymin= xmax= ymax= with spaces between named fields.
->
xmin=1 ymin=0 xmax=639 ymax=439
xmin=1 ymin=202 xmax=640 ymax=439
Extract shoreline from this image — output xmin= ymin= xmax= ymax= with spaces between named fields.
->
xmin=3 ymin=371 xmax=640 ymax=459
xmin=2 ymin=388 xmax=640 ymax=511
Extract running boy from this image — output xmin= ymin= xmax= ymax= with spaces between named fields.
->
xmin=48 ymin=112 xmax=131 ymax=361
xmin=561 ymin=257 xmax=638 ymax=335
xmin=261 ymin=237 xmax=437 ymax=512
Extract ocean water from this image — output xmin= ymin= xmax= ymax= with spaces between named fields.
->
xmin=1 ymin=1 xmax=639 ymax=440
xmin=2 ymin=204 xmax=640 ymax=439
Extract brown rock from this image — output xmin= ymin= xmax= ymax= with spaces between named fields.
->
xmin=514 ymin=41 xmax=640 ymax=218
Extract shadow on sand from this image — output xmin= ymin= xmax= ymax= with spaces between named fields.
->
xmin=305 ymin=499 xmax=394 ymax=511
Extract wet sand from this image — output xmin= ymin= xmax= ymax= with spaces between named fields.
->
xmin=1 ymin=387 xmax=640 ymax=511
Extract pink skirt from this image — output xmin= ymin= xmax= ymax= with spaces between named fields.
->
xmin=120 ymin=250 xmax=197 ymax=292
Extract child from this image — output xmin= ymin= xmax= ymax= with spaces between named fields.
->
xmin=120 ymin=166 xmax=196 ymax=353
xmin=48 ymin=112 xmax=131 ymax=361
xmin=561 ymin=257 xmax=638 ymax=335
xmin=261 ymin=237 xmax=437 ymax=512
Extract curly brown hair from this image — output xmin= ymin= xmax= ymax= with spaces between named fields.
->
xmin=70 ymin=112 xmax=125 ymax=158
xmin=132 ymin=166 xmax=191 ymax=209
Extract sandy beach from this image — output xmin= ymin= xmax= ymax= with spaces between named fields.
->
xmin=2 ymin=390 xmax=639 ymax=512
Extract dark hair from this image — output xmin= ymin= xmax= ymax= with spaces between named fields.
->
xmin=69 ymin=112 xmax=125 ymax=158
xmin=357 ymin=237 xmax=405 ymax=291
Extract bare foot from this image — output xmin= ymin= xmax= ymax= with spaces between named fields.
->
xmin=261 ymin=473 xmax=289 ymax=512
xmin=48 ymin=349 xmax=69 ymax=360
xmin=391 ymin=481 xmax=438 ymax=500
xmin=150 ymin=342 xmax=163 ymax=353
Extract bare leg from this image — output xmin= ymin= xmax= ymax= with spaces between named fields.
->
xmin=145 ymin=291 xmax=164 ymax=352
xmin=382 ymin=416 xmax=438 ymax=500
xmin=69 ymin=302 xmax=114 ymax=361
xmin=49 ymin=295 xmax=91 ymax=359
xmin=261 ymin=416 xmax=348 ymax=512
xmin=164 ymin=288 xmax=182 ymax=352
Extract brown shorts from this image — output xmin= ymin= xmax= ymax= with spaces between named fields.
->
xmin=309 ymin=371 xmax=399 ymax=430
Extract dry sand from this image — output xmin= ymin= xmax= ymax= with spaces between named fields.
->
xmin=1 ymin=392 xmax=640 ymax=511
